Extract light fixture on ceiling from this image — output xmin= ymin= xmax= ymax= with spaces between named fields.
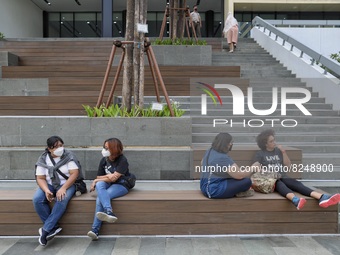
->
xmin=75 ymin=0 xmax=81 ymax=6
xmin=44 ymin=0 xmax=51 ymax=5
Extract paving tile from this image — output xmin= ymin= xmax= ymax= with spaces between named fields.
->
xmin=139 ymin=237 xmax=166 ymax=255
xmin=312 ymin=236 xmax=340 ymax=255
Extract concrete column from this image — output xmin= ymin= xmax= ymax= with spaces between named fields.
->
xmin=224 ymin=0 xmax=234 ymax=21
xmin=102 ymin=0 xmax=113 ymax=37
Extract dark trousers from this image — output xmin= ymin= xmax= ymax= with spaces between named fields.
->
xmin=275 ymin=177 xmax=314 ymax=197
xmin=193 ymin=22 xmax=201 ymax=37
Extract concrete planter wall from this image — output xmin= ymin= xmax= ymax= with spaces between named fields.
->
xmin=0 ymin=117 xmax=192 ymax=180
xmin=151 ymin=45 xmax=212 ymax=66
xmin=0 ymin=51 xmax=18 ymax=67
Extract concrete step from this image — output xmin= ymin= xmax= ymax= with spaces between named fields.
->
xmin=192 ymin=132 xmax=340 ymax=143
xmin=0 ymin=146 xmax=192 ymax=180
xmin=188 ymin=102 xmax=332 ymax=110
xmin=298 ymin=166 xmax=340 ymax=180
xmin=193 ymin=142 xmax=340 ymax=153
xmin=189 ymin=109 xmax=339 ymax=116
xmin=303 ymin=153 xmax=340 ymax=165
xmin=142 ymin=96 xmax=325 ymax=104
xmin=191 ymin=124 xmax=340 ymax=133
xmin=191 ymin=116 xmax=340 ymax=124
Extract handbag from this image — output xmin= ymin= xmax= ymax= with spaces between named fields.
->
xmin=251 ymin=172 xmax=280 ymax=194
xmin=123 ymin=173 xmax=136 ymax=189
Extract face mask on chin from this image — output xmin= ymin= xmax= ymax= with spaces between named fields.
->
xmin=53 ymin=147 xmax=64 ymax=157
xmin=101 ymin=148 xmax=111 ymax=158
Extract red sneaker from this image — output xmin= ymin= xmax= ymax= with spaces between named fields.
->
xmin=296 ymin=198 xmax=306 ymax=210
xmin=319 ymin=194 xmax=340 ymax=208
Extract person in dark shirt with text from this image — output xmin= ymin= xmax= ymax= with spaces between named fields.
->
xmin=252 ymin=129 xmax=340 ymax=210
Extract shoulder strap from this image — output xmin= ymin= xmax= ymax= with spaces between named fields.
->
xmin=48 ymin=153 xmax=69 ymax=180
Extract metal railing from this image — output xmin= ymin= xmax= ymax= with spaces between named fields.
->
xmin=252 ymin=16 xmax=340 ymax=78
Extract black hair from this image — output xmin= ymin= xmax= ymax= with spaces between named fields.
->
xmin=211 ymin=133 xmax=233 ymax=153
xmin=46 ymin=136 xmax=64 ymax=149
xmin=256 ymin=129 xmax=275 ymax=150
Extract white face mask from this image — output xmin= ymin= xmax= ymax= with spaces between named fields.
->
xmin=53 ymin=147 xmax=64 ymax=157
xmin=101 ymin=148 xmax=111 ymax=158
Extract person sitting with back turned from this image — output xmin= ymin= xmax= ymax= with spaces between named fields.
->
xmin=33 ymin=135 xmax=80 ymax=246
xmin=251 ymin=129 xmax=340 ymax=210
xmin=223 ymin=12 xmax=239 ymax=53
xmin=200 ymin=132 xmax=259 ymax=199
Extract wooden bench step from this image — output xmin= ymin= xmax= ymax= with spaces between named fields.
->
xmin=0 ymin=188 xmax=337 ymax=236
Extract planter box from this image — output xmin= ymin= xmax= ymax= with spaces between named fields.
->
xmin=151 ymin=45 xmax=212 ymax=66
xmin=0 ymin=116 xmax=193 ymax=180
xmin=0 ymin=116 xmax=191 ymax=147
xmin=0 ymin=51 xmax=18 ymax=67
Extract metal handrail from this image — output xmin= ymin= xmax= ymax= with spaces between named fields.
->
xmin=252 ymin=16 xmax=340 ymax=77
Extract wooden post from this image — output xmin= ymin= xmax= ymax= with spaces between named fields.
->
xmin=96 ymin=44 xmax=116 ymax=108
xmin=148 ymin=46 xmax=174 ymax=117
xmin=106 ymin=48 xmax=126 ymax=107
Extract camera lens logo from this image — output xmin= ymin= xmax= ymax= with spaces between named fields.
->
xmin=197 ymin=82 xmax=223 ymax=115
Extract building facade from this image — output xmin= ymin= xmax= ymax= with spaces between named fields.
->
xmin=0 ymin=0 xmax=340 ymax=38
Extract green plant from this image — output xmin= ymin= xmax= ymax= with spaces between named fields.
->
xmin=82 ymin=100 xmax=185 ymax=118
xmin=330 ymin=51 xmax=340 ymax=64
xmin=0 ymin=32 xmax=5 ymax=40
xmin=152 ymin=38 xmax=207 ymax=46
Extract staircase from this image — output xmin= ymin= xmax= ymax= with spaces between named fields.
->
xmin=190 ymin=38 xmax=340 ymax=180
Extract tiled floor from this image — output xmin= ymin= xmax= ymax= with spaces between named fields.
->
xmin=1 ymin=236 xmax=340 ymax=255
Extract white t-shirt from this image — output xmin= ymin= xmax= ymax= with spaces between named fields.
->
xmin=190 ymin=11 xmax=200 ymax=23
xmin=35 ymin=156 xmax=78 ymax=185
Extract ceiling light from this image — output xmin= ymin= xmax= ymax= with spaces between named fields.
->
xmin=44 ymin=0 xmax=51 ymax=5
xmin=75 ymin=0 xmax=81 ymax=5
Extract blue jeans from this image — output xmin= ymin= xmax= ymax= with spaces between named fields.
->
xmin=92 ymin=181 xmax=128 ymax=232
xmin=32 ymin=184 xmax=76 ymax=233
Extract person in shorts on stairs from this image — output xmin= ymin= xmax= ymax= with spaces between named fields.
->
xmin=200 ymin=133 xmax=260 ymax=199
xmin=33 ymin=136 xmax=80 ymax=246
xmin=87 ymin=138 xmax=131 ymax=241
xmin=251 ymin=129 xmax=340 ymax=210
xmin=223 ymin=12 xmax=239 ymax=53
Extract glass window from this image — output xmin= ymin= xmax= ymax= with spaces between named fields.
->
xmin=214 ymin=12 xmax=222 ymax=37
xmin=75 ymin=13 xmax=99 ymax=37
xmin=48 ymin=13 xmax=60 ymax=37
xmin=113 ymin=12 xmax=123 ymax=37
xmin=60 ymin=13 xmax=74 ymax=37
xmin=147 ymin=12 xmax=157 ymax=37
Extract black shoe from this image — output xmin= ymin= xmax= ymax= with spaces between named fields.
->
xmin=87 ymin=229 xmax=99 ymax=241
xmin=47 ymin=226 xmax=62 ymax=240
xmin=96 ymin=210 xmax=118 ymax=223
xmin=38 ymin=228 xmax=48 ymax=246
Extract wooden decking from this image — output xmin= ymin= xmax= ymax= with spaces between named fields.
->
xmin=0 ymin=40 xmax=247 ymax=115
xmin=0 ymin=187 xmax=337 ymax=236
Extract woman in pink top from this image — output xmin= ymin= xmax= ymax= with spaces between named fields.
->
xmin=223 ymin=12 xmax=239 ymax=53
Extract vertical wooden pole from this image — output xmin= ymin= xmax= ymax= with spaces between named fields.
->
xmin=148 ymin=46 xmax=174 ymax=117
xmin=96 ymin=44 xmax=116 ymax=107
xmin=106 ymin=49 xmax=126 ymax=107
xmin=146 ymin=47 xmax=160 ymax=103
